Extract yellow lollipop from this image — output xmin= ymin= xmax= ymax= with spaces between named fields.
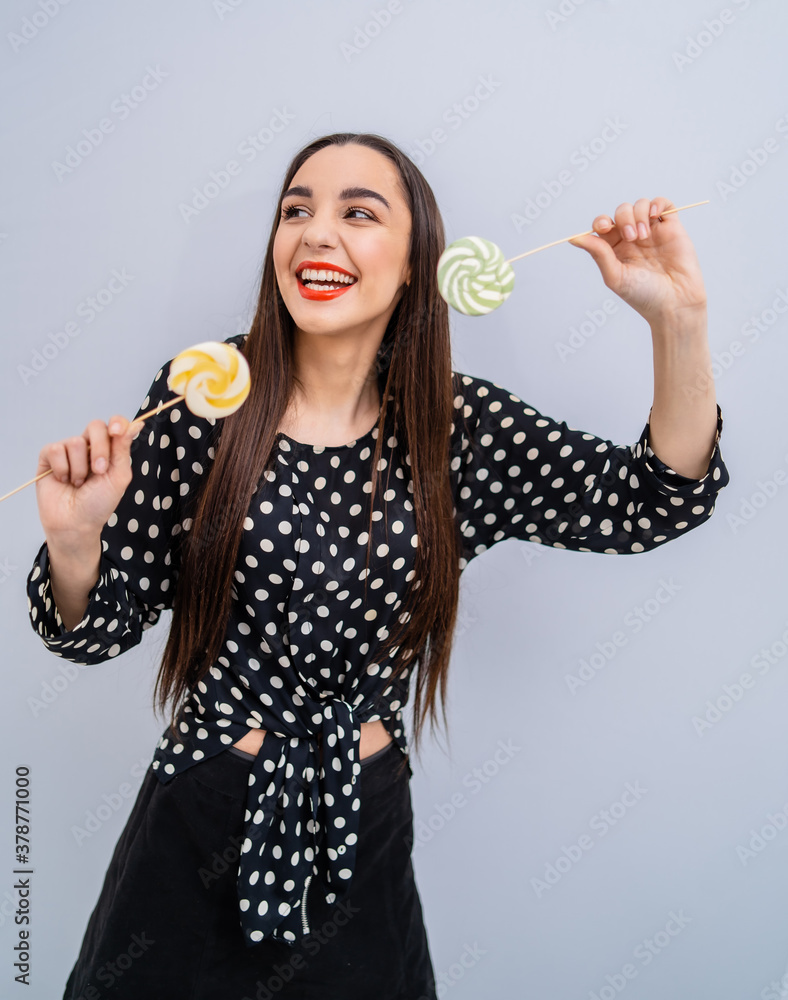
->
xmin=0 ymin=340 xmax=251 ymax=503
xmin=167 ymin=341 xmax=251 ymax=419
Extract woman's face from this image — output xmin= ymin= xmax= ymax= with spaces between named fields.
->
xmin=273 ymin=144 xmax=412 ymax=345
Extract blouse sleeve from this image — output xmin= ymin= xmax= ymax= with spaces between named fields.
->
xmin=450 ymin=371 xmax=730 ymax=566
xmin=25 ymin=354 xmax=219 ymax=663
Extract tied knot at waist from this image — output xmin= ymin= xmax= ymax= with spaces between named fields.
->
xmin=237 ymin=696 xmax=368 ymax=947
xmin=290 ymin=693 xmax=358 ymax=744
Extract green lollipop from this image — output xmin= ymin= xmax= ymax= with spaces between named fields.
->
xmin=437 ymin=236 xmax=515 ymax=316
xmin=438 ymin=201 xmax=711 ymax=317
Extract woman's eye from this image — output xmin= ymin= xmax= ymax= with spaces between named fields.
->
xmin=280 ymin=205 xmax=375 ymax=221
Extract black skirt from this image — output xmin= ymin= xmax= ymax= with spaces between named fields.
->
xmin=63 ymin=741 xmax=436 ymax=1000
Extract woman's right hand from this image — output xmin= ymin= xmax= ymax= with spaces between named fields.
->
xmin=35 ymin=415 xmax=146 ymax=538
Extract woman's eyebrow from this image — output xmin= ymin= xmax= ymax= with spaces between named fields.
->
xmin=282 ymin=184 xmax=391 ymax=211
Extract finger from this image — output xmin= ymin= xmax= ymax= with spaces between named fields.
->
xmin=64 ymin=435 xmax=90 ymax=487
xmin=107 ymin=413 xmax=145 ymax=465
xmin=633 ymin=197 xmax=652 ymax=240
xmin=84 ymin=419 xmax=112 ymax=477
xmin=649 ymin=196 xmax=674 ymax=224
xmin=566 ymin=228 xmax=621 ymax=287
xmin=591 ymin=215 xmax=619 ymax=241
xmin=613 ymin=202 xmax=637 ymax=242
xmin=107 ymin=414 xmax=143 ymax=441
xmin=39 ymin=441 xmax=70 ymax=483
xmin=108 ymin=416 xmax=144 ymax=472
xmin=568 ymin=215 xmax=617 ymax=252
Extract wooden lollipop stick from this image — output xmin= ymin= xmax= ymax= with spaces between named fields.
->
xmin=504 ymin=200 xmax=710 ymax=265
xmin=0 ymin=395 xmax=185 ymax=504
xmin=130 ymin=395 xmax=184 ymax=424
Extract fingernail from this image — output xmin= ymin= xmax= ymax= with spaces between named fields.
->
xmin=624 ymin=225 xmax=637 ymax=241
xmin=73 ymin=479 xmax=84 ymax=488
xmin=95 ymin=457 xmax=107 ymax=473
xmin=109 ymin=423 xmax=121 ymax=434
xmin=637 ymin=222 xmax=648 ymax=239
xmin=649 ymin=205 xmax=659 ymax=218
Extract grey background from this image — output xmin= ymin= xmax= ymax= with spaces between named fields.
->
xmin=2 ymin=0 xmax=787 ymax=996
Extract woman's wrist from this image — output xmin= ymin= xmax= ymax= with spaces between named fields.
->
xmin=45 ymin=526 xmax=104 ymax=558
xmin=46 ymin=532 xmax=103 ymax=632
xmin=648 ymin=301 xmax=708 ymax=340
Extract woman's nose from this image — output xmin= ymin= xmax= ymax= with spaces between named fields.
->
xmin=301 ymin=210 xmax=339 ymax=249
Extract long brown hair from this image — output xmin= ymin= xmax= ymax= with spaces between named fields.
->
xmin=154 ymin=132 xmax=464 ymax=760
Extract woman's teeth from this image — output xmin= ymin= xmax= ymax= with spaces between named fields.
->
xmin=298 ymin=268 xmax=357 ymax=290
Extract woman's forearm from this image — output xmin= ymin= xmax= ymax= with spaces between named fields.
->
xmin=46 ymin=532 xmax=102 ymax=632
xmin=647 ymin=305 xmax=719 ymax=480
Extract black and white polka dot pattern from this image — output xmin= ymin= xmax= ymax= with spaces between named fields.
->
xmin=25 ymin=333 xmax=729 ymax=947
xmin=451 ymin=375 xmax=728 ymax=563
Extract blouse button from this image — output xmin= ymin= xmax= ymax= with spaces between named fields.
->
xmin=338 ymin=845 xmax=346 ymax=855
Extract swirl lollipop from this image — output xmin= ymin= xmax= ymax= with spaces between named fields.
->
xmin=0 ymin=340 xmax=251 ymax=503
xmin=437 ymin=200 xmax=710 ymax=316
xmin=437 ymin=236 xmax=515 ymax=316
xmin=167 ymin=340 xmax=251 ymax=418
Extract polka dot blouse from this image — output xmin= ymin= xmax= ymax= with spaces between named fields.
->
xmin=26 ymin=332 xmax=730 ymax=947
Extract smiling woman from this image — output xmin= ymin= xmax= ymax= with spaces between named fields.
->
xmin=272 ymin=144 xmax=413 ymax=405
xmin=27 ymin=132 xmax=730 ymax=1000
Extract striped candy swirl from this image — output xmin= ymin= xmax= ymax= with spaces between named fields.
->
xmin=437 ymin=236 xmax=515 ymax=316
xmin=167 ymin=341 xmax=251 ymax=419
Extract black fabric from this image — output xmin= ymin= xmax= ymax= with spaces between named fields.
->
xmin=227 ymin=740 xmax=394 ymax=766
xmin=62 ymin=741 xmax=435 ymax=1000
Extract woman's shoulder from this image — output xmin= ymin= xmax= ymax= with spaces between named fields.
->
xmin=136 ymin=334 xmax=249 ymax=460
xmin=146 ymin=332 xmax=248 ymax=414
xmin=157 ymin=331 xmax=247 ymax=373
xmin=450 ymin=368 xmax=529 ymax=419
xmin=224 ymin=332 xmax=248 ymax=350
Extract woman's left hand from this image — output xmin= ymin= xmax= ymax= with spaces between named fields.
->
xmin=567 ymin=197 xmax=707 ymax=326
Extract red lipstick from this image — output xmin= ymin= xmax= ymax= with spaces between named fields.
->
xmin=295 ymin=260 xmax=357 ymax=301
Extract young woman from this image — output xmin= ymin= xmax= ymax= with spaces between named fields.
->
xmin=27 ymin=132 xmax=729 ymax=999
